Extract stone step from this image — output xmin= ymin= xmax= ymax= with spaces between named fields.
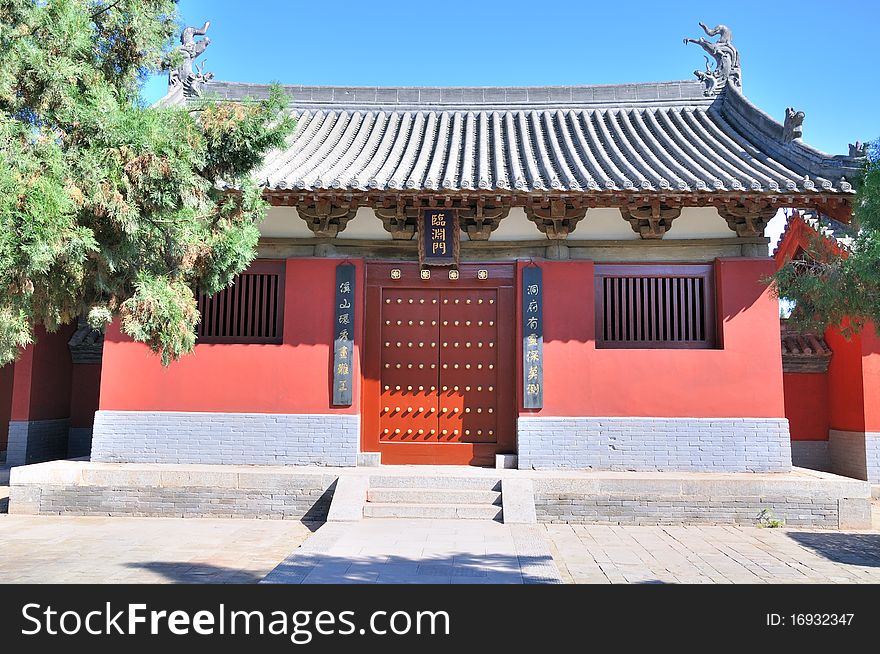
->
xmin=363 ymin=503 xmax=504 ymax=520
xmin=368 ymin=475 xmax=501 ymax=491
xmin=367 ymin=488 xmax=501 ymax=505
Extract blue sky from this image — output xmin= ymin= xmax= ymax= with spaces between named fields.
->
xmin=145 ymin=0 xmax=878 ymax=156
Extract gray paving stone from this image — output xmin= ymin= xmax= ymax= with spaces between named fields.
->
xmin=262 ymin=518 xmax=561 ymax=585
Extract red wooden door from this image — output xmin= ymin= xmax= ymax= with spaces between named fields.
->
xmin=364 ymin=263 xmax=515 ymax=465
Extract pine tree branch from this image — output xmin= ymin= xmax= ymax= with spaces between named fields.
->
xmin=91 ymin=0 xmax=123 ymax=20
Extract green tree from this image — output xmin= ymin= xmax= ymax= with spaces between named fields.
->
xmin=773 ymin=140 xmax=880 ymax=336
xmin=0 ymin=0 xmax=293 ymax=365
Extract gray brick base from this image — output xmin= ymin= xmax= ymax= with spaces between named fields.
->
xmin=517 ymin=417 xmax=791 ymax=472
xmin=9 ymin=461 xmax=870 ymax=528
xmin=67 ymin=428 xmax=93 ymax=459
xmin=11 ymin=474 xmax=336 ymax=521
xmin=91 ymin=411 xmax=359 ymax=466
xmin=531 ymin=474 xmax=870 ymax=529
xmin=6 ymin=419 xmax=71 ymax=466
xmin=534 ymin=492 xmax=841 ymax=528
xmin=829 ymin=430 xmax=880 ymax=484
xmin=791 ymin=440 xmax=831 ymax=472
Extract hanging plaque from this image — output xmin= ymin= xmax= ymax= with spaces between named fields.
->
xmin=522 ymin=266 xmax=543 ymax=409
xmin=332 ymin=263 xmax=355 ymax=406
xmin=418 ymin=209 xmax=459 ymax=267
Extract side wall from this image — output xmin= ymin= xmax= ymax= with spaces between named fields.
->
xmin=6 ymin=326 xmax=75 ymax=466
xmin=784 ymin=372 xmax=831 ymax=471
xmin=68 ymin=363 xmax=102 ymax=458
xmin=92 ymin=258 xmax=363 ymax=466
xmin=0 ymin=364 xmax=13 ymax=455
xmin=517 ymin=258 xmax=791 ymax=471
xmin=823 ymin=324 xmax=880 ymax=482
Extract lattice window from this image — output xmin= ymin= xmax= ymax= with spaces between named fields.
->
xmin=196 ymin=260 xmax=285 ymax=344
xmin=595 ymin=264 xmax=716 ymax=349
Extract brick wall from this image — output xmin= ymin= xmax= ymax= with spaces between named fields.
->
xmin=790 ymin=440 xmax=831 ymax=472
xmin=11 ymin=476 xmax=335 ymax=521
xmin=517 ymin=417 xmax=791 ymax=472
xmin=533 ymin=492 xmax=839 ymax=528
xmin=91 ymin=411 xmax=359 ymax=466
xmin=5 ymin=419 xmax=70 ymax=466
xmin=67 ymin=427 xmax=92 ymax=459
xmin=829 ymin=430 xmax=880 ymax=483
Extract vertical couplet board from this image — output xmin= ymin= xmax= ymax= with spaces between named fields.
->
xmin=332 ymin=263 xmax=355 ymax=406
xmin=522 ymin=266 xmax=543 ymax=409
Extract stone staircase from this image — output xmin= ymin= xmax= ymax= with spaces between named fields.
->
xmin=363 ymin=475 xmax=503 ymax=520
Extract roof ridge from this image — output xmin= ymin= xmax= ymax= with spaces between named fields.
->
xmin=201 ymin=79 xmax=714 ymax=109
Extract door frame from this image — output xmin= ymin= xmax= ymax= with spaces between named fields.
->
xmin=362 ymin=262 xmax=516 ymax=465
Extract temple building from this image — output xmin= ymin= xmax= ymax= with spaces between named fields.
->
xmin=2 ymin=23 xmax=868 ymax=474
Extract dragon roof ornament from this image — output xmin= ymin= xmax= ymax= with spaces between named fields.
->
xmin=169 ymin=21 xmax=214 ymax=98
xmin=684 ymin=22 xmax=741 ymax=96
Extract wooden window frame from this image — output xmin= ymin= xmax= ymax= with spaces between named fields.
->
xmin=196 ymin=260 xmax=286 ymax=345
xmin=595 ymin=263 xmax=716 ymax=350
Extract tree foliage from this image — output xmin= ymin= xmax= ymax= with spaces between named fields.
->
xmin=0 ymin=0 xmax=293 ymax=365
xmin=773 ymin=140 xmax=880 ymax=336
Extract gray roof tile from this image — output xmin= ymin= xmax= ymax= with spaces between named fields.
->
xmin=196 ymin=80 xmax=863 ymax=194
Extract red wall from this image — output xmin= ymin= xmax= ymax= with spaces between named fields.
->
xmin=0 ymin=363 xmax=13 ymax=450
xmin=858 ymin=323 xmax=880 ymax=431
xmin=826 ymin=326 xmax=865 ymax=432
xmin=99 ymin=258 xmax=364 ymax=414
xmin=826 ymin=322 xmax=880 ymax=433
xmin=10 ymin=325 xmax=75 ymax=422
xmin=783 ymin=372 xmax=829 ymax=440
xmin=99 ymin=256 xmax=784 ymax=422
xmin=69 ymin=364 xmax=102 ymax=428
xmin=519 ymin=258 xmax=785 ymax=418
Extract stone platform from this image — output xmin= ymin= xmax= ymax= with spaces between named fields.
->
xmin=7 ymin=461 xmax=872 ymax=529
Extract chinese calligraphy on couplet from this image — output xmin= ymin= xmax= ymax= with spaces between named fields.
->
xmin=522 ymin=267 xmax=543 ymax=409
xmin=332 ymin=264 xmax=355 ymax=406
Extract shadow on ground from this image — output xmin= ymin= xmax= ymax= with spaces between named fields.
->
xmin=263 ymin=552 xmax=558 ymax=585
xmin=787 ymin=532 xmax=880 ymax=568
xmin=126 ymin=562 xmax=265 ymax=584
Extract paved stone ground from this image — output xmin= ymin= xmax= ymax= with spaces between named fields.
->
xmin=2 ymin=459 xmax=879 ymax=584
xmin=0 ymin=515 xmax=314 ymax=583
xmin=263 ymin=519 xmax=562 ymax=584
xmin=546 ymin=524 xmax=880 ymax=584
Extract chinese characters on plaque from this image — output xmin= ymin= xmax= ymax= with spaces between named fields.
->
xmin=522 ymin=266 xmax=543 ymax=409
xmin=419 ymin=209 xmax=458 ymax=268
xmin=332 ymin=263 xmax=355 ymax=406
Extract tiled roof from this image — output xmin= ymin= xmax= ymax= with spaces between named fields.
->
xmin=195 ymin=81 xmax=863 ymax=195
xmin=773 ymin=209 xmax=855 ymax=260
xmin=800 ymin=211 xmax=855 ymax=248
xmin=68 ymin=318 xmax=104 ymax=365
xmin=781 ymin=322 xmax=832 ymax=373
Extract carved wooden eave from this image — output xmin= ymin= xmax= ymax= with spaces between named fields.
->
xmin=264 ymin=190 xmax=854 ymax=240
xmin=619 ymin=201 xmax=683 ymax=239
xmin=716 ymin=200 xmax=779 ymax=237
xmin=523 ymin=199 xmax=587 ymax=240
xmin=374 ymin=202 xmax=418 ymax=240
xmin=296 ymin=198 xmax=358 ymax=238
xmin=458 ymin=199 xmax=510 ymax=240
xmin=267 ymin=189 xmax=851 ymax=214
